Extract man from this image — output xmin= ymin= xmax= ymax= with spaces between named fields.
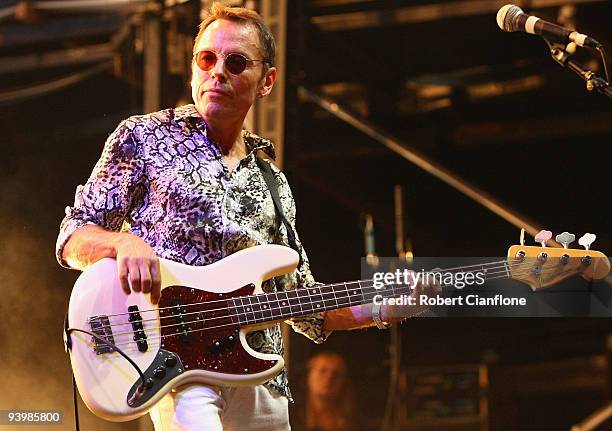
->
xmin=57 ymin=4 xmax=414 ymax=430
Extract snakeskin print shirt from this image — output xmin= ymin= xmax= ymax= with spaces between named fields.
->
xmin=56 ymin=104 xmax=330 ymax=401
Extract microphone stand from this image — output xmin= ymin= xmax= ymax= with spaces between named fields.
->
xmin=546 ymin=40 xmax=612 ymax=100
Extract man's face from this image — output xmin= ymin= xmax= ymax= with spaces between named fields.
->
xmin=191 ymin=19 xmax=275 ymax=125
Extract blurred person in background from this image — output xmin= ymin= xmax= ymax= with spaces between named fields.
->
xmin=306 ymin=352 xmax=358 ymax=431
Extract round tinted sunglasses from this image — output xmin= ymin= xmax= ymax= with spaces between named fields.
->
xmin=193 ymin=50 xmax=270 ymax=75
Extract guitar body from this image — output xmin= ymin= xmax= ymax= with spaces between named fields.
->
xmin=67 ymin=244 xmax=299 ymax=422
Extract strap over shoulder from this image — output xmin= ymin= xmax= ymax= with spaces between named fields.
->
xmin=255 ymin=157 xmax=303 ymax=266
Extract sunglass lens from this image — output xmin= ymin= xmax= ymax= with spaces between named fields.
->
xmin=197 ymin=51 xmax=217 ymax=71
xmin=225 ymin=54 xmax=248 ymax=74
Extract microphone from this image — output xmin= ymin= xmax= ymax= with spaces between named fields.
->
xmin=496 ymin=4 xmax=601 ymax=48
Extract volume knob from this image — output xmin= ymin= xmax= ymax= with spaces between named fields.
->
xmin=153 ymin=366 xmax=167 ymax=379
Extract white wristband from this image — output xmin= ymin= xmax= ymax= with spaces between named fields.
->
xmin=371 ymin=301 xmax=391 ymax=329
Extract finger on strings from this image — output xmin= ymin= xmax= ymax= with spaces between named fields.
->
xmin=128 ymin=261 xmax=142 ymax=292
xmin=117 ymin=261 xmax=131 ymax=295
xmin=150 ymin=259 xmax=162 ymax=305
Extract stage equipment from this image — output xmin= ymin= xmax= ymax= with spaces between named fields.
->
xmin=496 ymin=4 xmax=601 ymax=48
xmin=549 ymin=45 xmax=612 ymax=99
xmin=496 ymin=4 xmax=611 ymax=99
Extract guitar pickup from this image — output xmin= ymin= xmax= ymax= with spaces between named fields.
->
xmin=171 ymin=300 xmax=191 ymax=344
xmin=128 ymin=305 xmax=148 ymax=352
xmin=88 ymin=315 xmax=115 ymax=354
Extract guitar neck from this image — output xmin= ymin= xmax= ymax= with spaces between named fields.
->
xmin=228 ymin=259 xmax=511 ymax=326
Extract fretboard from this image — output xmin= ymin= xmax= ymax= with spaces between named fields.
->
xmin=228 ymin=259 xmax=511 ymax=326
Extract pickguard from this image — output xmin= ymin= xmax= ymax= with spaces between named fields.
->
xmin=158 ymin=284 xmax=277 ymax=375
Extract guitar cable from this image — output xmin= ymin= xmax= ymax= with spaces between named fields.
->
xmin=71 ymin=375 xmax=80 ymax=431
xmin=64 ymin=315 xmax=149 ymax=430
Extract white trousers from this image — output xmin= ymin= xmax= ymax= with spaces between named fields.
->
xmin=149 ymin=384 xmax=291 ymax=431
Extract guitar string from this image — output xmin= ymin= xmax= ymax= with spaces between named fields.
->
xmin=97 ymin=258 xmax=532 ymax=325
xmin=97 ymin=260 xmax=520 ymax=331
xmin=96 ymin=259 xmax=573 ymax=334
xmin=150 ymin=264 xmax=546 ymax=334
xmin=100 ymin=259 xmax=521 ymax=319
xmin=112 ymin=251 xmax=597 ymax=323
xmin=105 ymin=267 xmax=557 ymax=351
xmin=99 ymin=266 xmax=563 ymax=349
xmin=101 ymin=278 xmax=415 ymax=338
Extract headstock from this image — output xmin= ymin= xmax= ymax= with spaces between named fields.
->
xmin=507 ymin=230 xmax=610 ymax=291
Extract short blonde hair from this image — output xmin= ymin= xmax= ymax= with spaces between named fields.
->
xmin=193 ymin=2 xmax=275 ymax=67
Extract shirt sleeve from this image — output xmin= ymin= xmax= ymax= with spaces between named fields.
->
xmin=56 ymin=119 xmax=144 ymax=268
xmin=273 ymin=169 xmax=332 ymax=344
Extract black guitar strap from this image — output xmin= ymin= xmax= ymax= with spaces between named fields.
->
xmin=256 ymin=157 xmax=303 ymax=266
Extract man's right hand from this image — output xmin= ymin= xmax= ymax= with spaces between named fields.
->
xmin=62 ymin=225 xmax=161 ymax=304
xmin=114 ymin=234 xmax=161 ymax=304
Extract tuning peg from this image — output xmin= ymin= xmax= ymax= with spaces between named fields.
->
xmin=534 ymin=230 xmax=552 ymax=247
xmin=519 ymin=228 xmax=525 ymax=246
xmin=555 ymin=232 xmax=575 ymax=249
xmin=578 ymin=233 xmax=596 ymax=250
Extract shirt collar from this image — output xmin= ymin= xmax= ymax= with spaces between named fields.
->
xmin=174 ymin=103 xmax=201 ymax=120
xmin=242 ymin=130 xmax=276 ymax=161
xmin=175 ymin=104 xmax=276 ymax=160
xmin=175 ymin=104 xmax=206 ymax=130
